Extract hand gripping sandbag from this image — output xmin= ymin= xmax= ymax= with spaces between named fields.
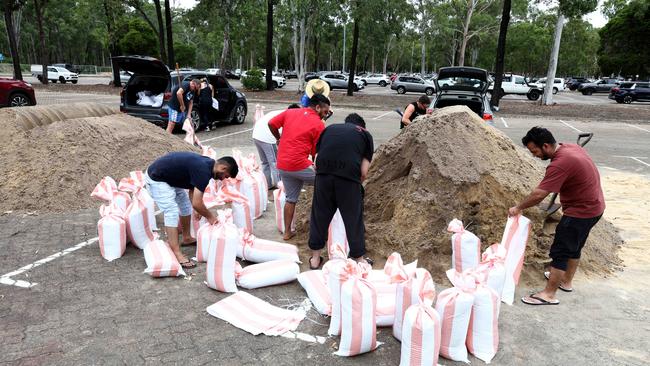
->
xmin=205 ymin=209 xmax=239 ymax=292
xmin=143 ymin=240 xmax=186 ymax=277
xmin=239 ymin=230 xmax=300 ymax=263
xmin=435 ymin=270 xmax=476 ymax=363
xmin=325 ymin=258 xmax=362 ymax=336
xmin=190 ymin=209 xmax=209 ymax=240
xmin=119 ymin=176 xmax=158 ymax=231
xmin=466 ymin=281 xmax=500 ymax=363
xmin=327 ymin=209 xmax=350 ymax=259
xmin=400 ymin=303 xmax=442 ymax=366
xmin=499 ymin=214 xmax=531 ymax=305
xmin=477 ymin=243 xmax=507 ymax=300
xmin=235 ymin=259 xmax=299 ymax=289
xmin=448 ymin=219 xmax=481 ymax=273
xmin=334 ymin=277 xmax=379 ymax=356
xmin=297 ymin=270 xmax=332 ymax=315
xmin=91 ymin=176 xmax=131 ymax=212
xmin=394 ymin=268 xmax=436 ymax=341
xmin=97 ymin=202 xmax=127 ymax=261
xmin=273 ymin=181 xmax=295 ymax=234
xmin=123 ymin=190 xmax=156 ymax=249
xmin=219 ymin=181 xmax=254 ymax=233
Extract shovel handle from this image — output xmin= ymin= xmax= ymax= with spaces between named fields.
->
xmin=577 ymin=132 xmax=593 ymax=147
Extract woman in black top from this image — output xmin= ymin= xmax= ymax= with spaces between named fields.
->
xmin=400 ymin=94 xmax=431 ymax=129
xmin=198 ymin=78 xmax=214 ymax=131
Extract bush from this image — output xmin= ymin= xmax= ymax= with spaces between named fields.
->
xmin=174 ymin=43 xmax=197 ymax=68
xmin=242 ymin=68 xmax=265 ymax=90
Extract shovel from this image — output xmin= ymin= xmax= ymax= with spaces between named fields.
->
xmin=545 ymin=132 xmax=593 ymax=216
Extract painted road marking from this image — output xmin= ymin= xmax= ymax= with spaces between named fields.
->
xmin=280 ymin=298 xmax=327 ymax=344
xmin=500 ymin=117 xmax=509 ymax=128
xmin=559 ymin=120 xmax=584 ymax=133
xmin=614 ymin=156 xmax=650 ymax=168
xmin=372 ymin=111 xmax=394 ymax=120
xmin=201 ymin=128 xmax=254 ymax=143
xmin=626 ymin=124 xmax=650 ymax=133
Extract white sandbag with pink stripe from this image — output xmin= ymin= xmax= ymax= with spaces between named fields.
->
xmin=143 ymin=240 xmax=186 ymax=277
xmin=190 ymin=210 xmax=209 ymax=240
xmin=202 ymin=146 xmax=217 ymax=160
xmin=182 ymin=117 xmax=202 ymax=147
xmin=205 ymin=209 xmax=240 ymax=292
xmin=327 ymin=209 xmax=350 ymax=259
xmin=325 ymin=258 xmax=362 ymax=336
xmin=119 ymin=175 xmax=158 ymax=231
xmin=91 ymin=176 xmax=131 ymax=212
xmin=235 ymin=259 xmax=300 ymax=289
xmin=273 ymin=181 xmax=295 ymax=234
xmin=394 ymin=268 xmax=436 ymax=341
xmin=435 ymin=270 xmax=476 ymax=363
xmin=375 ymin=281 xmax=398 ymax=327
xmin=97 ymin=202 xmax=127 ymax=261
xmin=219 ymin=181 xmax=254 ymax=233
xmin=297 ymin=270 xmax=331 ymax=315
xmin=499 ymin=214 xmax=531 ymax=305
xmin=123 ymin=188 xmax=156 ymax=250
xmin=241 ymin=152 xmax=268 ymax=212
xmin=335 ymin=276 xmax=379 ymax=356
xmin=477 ymin=243 xmax=507 ymax=299
xmin=232 ymin=149 xmax=265 ymax=218
xmin=400 ymin=303 xmax=442 ymax=366
xmin=239 ymin=230 xmax=299 ymax=263
xmin=466 ymin=279 xmax=500 ymax=363
xmin=448 ymin=219 xmax=481 ymax=273
xmin=196 ymin=219 xmax=218 ymax=263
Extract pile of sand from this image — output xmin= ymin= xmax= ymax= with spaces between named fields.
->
xmin=0 ymin=103 xmax=197 ymax=213
xmin=294 ymin=106 xmax=622 ymax=282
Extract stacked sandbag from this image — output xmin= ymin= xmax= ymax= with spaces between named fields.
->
xmin=297 ymin=270 xmax=331 ymax=315
xmin=435 ymin=270 xmax=476 ymax=363
xmin=466 ymin=275 xmax=500 ymax=363
xmin=123 ymin=171 xmax=158 ymax=231
xmin=448 ymin=218 xmax=481 ymax=273
xmin=400 ymin=303 xmax=442 ymax=366
xmin=238 ymin=230 xmax=299 ymax=263
xmin=235 ymin=259 xmax=300 ymax=289
xmin=205 ymin=209 xmax=240 ymax=293
xmin=500 ymin=214 xmax=531 ymax=305
xmin=394 ymin=267 xmax=436 ymax=341
xmin=97 ymin=202 xmax=127 ymax=261
xmin=273 ymin=181 xmax=295 ymax=234
xmin=231 ymin=149 xmax=267 ymax=219
xmin=327 ymin=209 xmax=350 ymax=259
xmin=334 ymin=276 xmax=379 ymax=357
xmin=143 ymin=240 xmax=186 ymax=277
xmin=219 ymin=181 xmax=253 ymax=233
xmin=373 ymin=252 xmax=415 ymax=328
xmin=476 ymin=243 xmax=507 ymax=299
xmin=91 ymin=176 xmax=131 ymax=212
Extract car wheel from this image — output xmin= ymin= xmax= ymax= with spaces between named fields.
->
xmin=552 ymin=87 xmax=558 ymax=94
xmin=397 ymin=86 xmax=406 ymax=94
xmin=272 ymin=81 xmax=278 ymax=89
xmin=582 ymin=89 xmax=593 ymax=96
xmin=190 ymin=110 xmax=201 ymax=131
xmin=353 ymin=84 xmax=359 ymax=92
xmin=425 ymin=87 xmax=434 ymax=96
xmin=615 ymin=99 xmax=624 ymax=104
xmin=71 ymin=80 xmax=78 ymax=84
xmin=59 ymin=77 xmax=66 ymax=84
xmin=379 ymin=81 xmax=387 ymax=87
xmin=362 ymin=81 xmax=367 ymax=86
xmin=527 ymin=90 xmax=540 ymax=101
xmin=623 ymin=95 xmax=633 ymax=104
xmin=231 ymin=103 xmax=247 ymax=124
xmin=9 ymin=92 xmax=31 ymax=107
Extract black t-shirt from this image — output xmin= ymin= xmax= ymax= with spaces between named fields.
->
xmin=315 ymin=123 xmax=374 ymax=183
xmin=167 ymin=81 xmax=195 ymax=111
xmin=147 ymin=152 xmax=215 ymax=192
xmin=400 ymin=102 xmax=427 ymax=129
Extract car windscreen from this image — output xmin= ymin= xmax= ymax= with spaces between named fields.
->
xmin=437 ymin=76 xmax=487 ymax=92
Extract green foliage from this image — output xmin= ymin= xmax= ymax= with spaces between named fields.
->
xmin=559 ymin=0 xmax=598 ymax=18
xmin=558 ymin=19 xmax=600 ymax=76
xmin=598 ymin=0 xmax=650 ymax=78
xmin=602 ymin=0 xmax=630 ymax=18
xmin=174 ymin=43 xmax=196 ymax=67
xmin=118 ymin=18 xmax=158 ymax=56
xmin=241 ymin=68 xmax=265 ymax=90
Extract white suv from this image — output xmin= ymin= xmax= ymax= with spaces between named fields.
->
xmin=261 ymin=71 xmax=286 ymax=88
xmin=362 ymin=73 xmax=391 ymax=87
xmin=530 ymin=77 xmax=565 ymax=94
xmin=31 ymin=65 xmax=79 ymax=84
xmin=488 ymin=73 xmax=542 ymax=100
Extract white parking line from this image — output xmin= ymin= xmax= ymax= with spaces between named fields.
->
xmin=626 ymin=124 xmax=650 ymax=133
xmin=372 ymin=111 xmax=394 ymax=120
xmin=614 ymin=156 xmax=650 ymax=168
xmin=201 ymin=128 xmax=253 ymax=143
xmin=559 ymin=120 xmax=584 ymax=133
xmin=500 ymin=117 xmax=509 ymax=128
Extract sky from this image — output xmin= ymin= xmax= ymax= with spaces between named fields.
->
xmin=174 ymin=0 xmax=609 ymax=28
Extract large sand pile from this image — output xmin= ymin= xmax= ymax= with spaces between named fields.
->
xmin=294 ymin=106 xmax=622 ymax=282
xmin=0 ymin=103 xmax=197 ymax=213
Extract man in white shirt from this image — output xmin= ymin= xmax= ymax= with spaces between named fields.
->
xmin=252 ymin=104 xmax=300 ymax=189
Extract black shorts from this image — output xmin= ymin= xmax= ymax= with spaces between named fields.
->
xmin=549 ymin=214 xmax=602 ymax=271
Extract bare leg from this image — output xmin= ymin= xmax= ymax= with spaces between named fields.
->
xmin=310 ymin=249 xmax=322 ymax=268
xmin=283 ymin=202 xmax=296 ymax=240
xmin=165 ymin=226 xmax=188 ymax=263
xmin=535 ymin=267 xmax=563 ymax=301
xmin=166 ymin=121 xmax=175 ymax=134
xmin=179 ymin=215 xmax=193 ymax=244
xmin=352 ymin=256 xmax=369 ymax=265
xmin=563 ymin=259 xmax=580 ymax=289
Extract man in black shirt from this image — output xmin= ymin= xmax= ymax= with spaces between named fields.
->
xmin=166 ymin=79 xmax=200 ymax=134
xmin=145 ymin=152 xmax=238 ymax=268
xmin=307 ymin=113 xmax=374 ymax=269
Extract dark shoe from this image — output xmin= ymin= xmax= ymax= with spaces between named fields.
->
xmin=309 ymin=256 xmax=323 ymax=270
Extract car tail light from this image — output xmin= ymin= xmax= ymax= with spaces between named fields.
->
xmin=483 ymin=113 xmax=493 ymax=121
xmin=163 ymin=92 xmax=172 ymax=101
xmin=612 ymin=87 xmax=619 ymax=93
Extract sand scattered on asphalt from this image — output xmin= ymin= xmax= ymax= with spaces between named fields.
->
xmin=0 ymin=103 xmax=197 ymax=213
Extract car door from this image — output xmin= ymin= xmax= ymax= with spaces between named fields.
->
xmin=513 ymin=76 xmax=528 ymax=93
xmin=636 ymin=83 xmax=650 ymax=100
xmin=209 ymin=75 xmax=233 ymax=121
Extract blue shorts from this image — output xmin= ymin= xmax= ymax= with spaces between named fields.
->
xmin=168 ymin=107 xmax=185 ymax=123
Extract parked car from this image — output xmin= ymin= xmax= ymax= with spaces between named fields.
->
xmin=578 ymin=78 xmax=621 ymax=95
xmin=609 ymin=81 xmax=650 ymax=104
xmin=283 ymin=71 xmax=298 ymax=79
xmin=31 ymin=65 xmax=79 ymax=84
xmin=531 ymin=77 xmax=565 ymax=94
xmin=487 ymin=73 xmax=542 ymax=100
xmin=261 ymin=71 xmax=286 ymax=88
xmin=205 ymin=68 xmax=220 ymax=75
xmin=391 ymin=75 xmax=435 ymax=95
xmin=319 ymin=73 xmax=364 ymax=91
xmin=432 ymin=66 xmax=492 ymax=122
xmin=113 ymin=55 xmax=247 ymax=132
xmin=304 ymin=72 xmax=320 ymax=82
xmin=119 ymin=71 xmax=133 ymax=84
xmin=361 ymin=73 xmax=391 ymax=87
xmin=0 ymin=78 xmax=36 ymax=107
xmin=52 ymin=63 xmax=81 ymax=74
xmin=224 ymin=70 xmax=240 ymax=79
xmin=566 ymin=77 xmax=590 ymax=90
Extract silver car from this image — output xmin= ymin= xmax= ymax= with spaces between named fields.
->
xmin=362 ymin=73 xmax=391 ymax=87
xmin=391 ymin=75 xmax=435 ymax=95
xmin=320 ymin=73 xmax=364 ymax=91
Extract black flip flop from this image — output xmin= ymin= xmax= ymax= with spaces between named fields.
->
xmin=179 ymin=259 xmax=196 ymax=269
xmin=544 ymin=271 xmax=574 ymax=292
xmin=181 ymin=240 xmax=197 ymax=246
xmin=521 ymin=294 xmax=560 ymax=306
xmin=309 ymin=256 xmax=323 ymax=270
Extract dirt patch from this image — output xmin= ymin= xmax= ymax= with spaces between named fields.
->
xmin=292 ymin=106 xmax=623 ymax=283
xmin=498 ymin=100 xmax=650 ymax=123
xmin=32 ymin=83 xmax=121 ymax=95
xmin=0 ymin=103 xmax=198 ymax=213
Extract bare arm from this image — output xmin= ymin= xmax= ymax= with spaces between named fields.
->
xmin=210 ymin=85 xmax=214 ymax=98
xmin=269 ymin=124 xmax=281 ymax=140
xmin=509 ymin=188 xmax=550 ymax=216
xmin=360 ymin=158 xmax=371 ymax=182
xmin=191 ymin=188 xmax=217 ymax=224
xmin=176 ymin=87 xmax=185 ymax=112
xmin=401 ymin=104 xmax=415 ymax=125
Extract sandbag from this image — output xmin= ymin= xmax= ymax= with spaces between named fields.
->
xmin=297 ymin=270 xmax=331 ymax=316
xmin=500 ymin=215 xmax=531 ymax=305
xmin=273 ymin=181 xmax=295 ymax=234
xmin=375 ymin=281 xmax=397 ymax=327
xmin=326 ymin=259 xmax=361 ymax=336
xmin=235 ymin=259 xmax=299 ymax=289
xmin=202 ymin=146 xmax=217 ymax=160
xmin=220 ymin=182 xmax=253 ymax=233
xmin=466 ymin=283 xmax=500 ymax=363
xmin=384 ymin=252 xmax=418 ymax=283
xmin=119 ymin=175 xmax=157 ymax=231
xmin=400 ymin=303 xmax=442 ymax=366
xmin=477 ymin=243 xmax=507 ymax=300
xmin=124 ymin=193 xmax=156 ymax=249
xmin=435 ymin=270 xmax=476 ymax=363
xmin=241 ymin=152 xmax=268 ymax=212
xmin=97 ymin=202 xmax=126 ymax=261
xmin=239 ymin=231 xmax=300 ymax=263
xmin=196 ymin=220 xmax=217 ymax=263
xmin=448 ymin=218 xmax=481 ymax=273
xmin=91 ymin=176 xmax=131 ymax=212
xmin=335 ymin=277 xmax=379 ymax=357
xmin=190 ymin=209 xmax=209 ymax=240
xmin=327 ymin=209 xmax=350 ymax=259
xmin=205 ymin=209 xmax=239 ymax=292
xmin=143 ymin=240 xmax=186 ymax=277
xmin=394 ymin=268 xmax=436 ymax=341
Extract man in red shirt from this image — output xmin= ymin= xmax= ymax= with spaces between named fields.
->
xmin=509 ymin=127 xmax=605 ymax=306
xmin=268 ymin=94 xmax=329 ymax=240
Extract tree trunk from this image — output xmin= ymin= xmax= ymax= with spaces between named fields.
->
xmin=153 ymin=0 xmax=166 ymax=63
xmin=275 ymin=45 xmax=279 ymax=73
xmin=34 ymin=0 xmax=49 ymax=85
xmin=4 ymin=3 xmax=22 ymax=80
xmin=292 ymin=17 xmax=299 ymax=75
xmin=542 ymin=12 xmax=564 ymax=106
xmin=298 ymin=17 xmax=307 ymax=92
xmin=219 ymin=20 xmax=230 ymax=75
xmin=382 ymin=35 xmax=394 ymax=75
xmin=346 ymin=15 xmax=359 ymax=96
xmin=266 ymin=0 xmax=274 ymax=90
xmin=164 ymin=0 xmax=174 ymax=67
xmin=103 ymin=0 xmax=121 ymax=87
xmin=490 ymin=0 xmax=511 ymax=109
xmin=458 ymin=0 xmax=475 ymax=67
xmin=421 ymin=37 xmax=426 ymax=75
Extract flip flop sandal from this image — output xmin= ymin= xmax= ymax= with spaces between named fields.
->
xmin=364 ymin=257 xmax=374 ymax=266
xmin=521 ymin=294 xmax=560 ymax=306
xmin=309 ymin=256 xmax=324 ymax=270
xmin=544 ymin=271 xmax=574 ymax=292
xmin=181 ymin=240 xmax=197 ymax=246
xmin=179 ymin=259 xmax=196 ymax=269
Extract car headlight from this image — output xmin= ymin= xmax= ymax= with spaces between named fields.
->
xmin=25 ymin=83 xmax=33 ymax=88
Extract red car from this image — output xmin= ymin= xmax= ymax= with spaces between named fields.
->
xmin=0 ymin=78 xmax=36 ymax=107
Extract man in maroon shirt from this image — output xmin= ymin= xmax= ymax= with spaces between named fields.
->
xmin=509 ymin=127 xmax=605 ymax=306
xmin=268 ymin=94 xmax=329 ymax=240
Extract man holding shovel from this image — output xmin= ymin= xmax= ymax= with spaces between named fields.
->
xmin=166 ymin=78 xmax=200 ymax=134
xmin=509 ymin=127 xmax=605 ymax=306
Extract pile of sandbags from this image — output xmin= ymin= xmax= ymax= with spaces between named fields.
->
xmin=136 ymin=91 xmax=164 ymax=107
